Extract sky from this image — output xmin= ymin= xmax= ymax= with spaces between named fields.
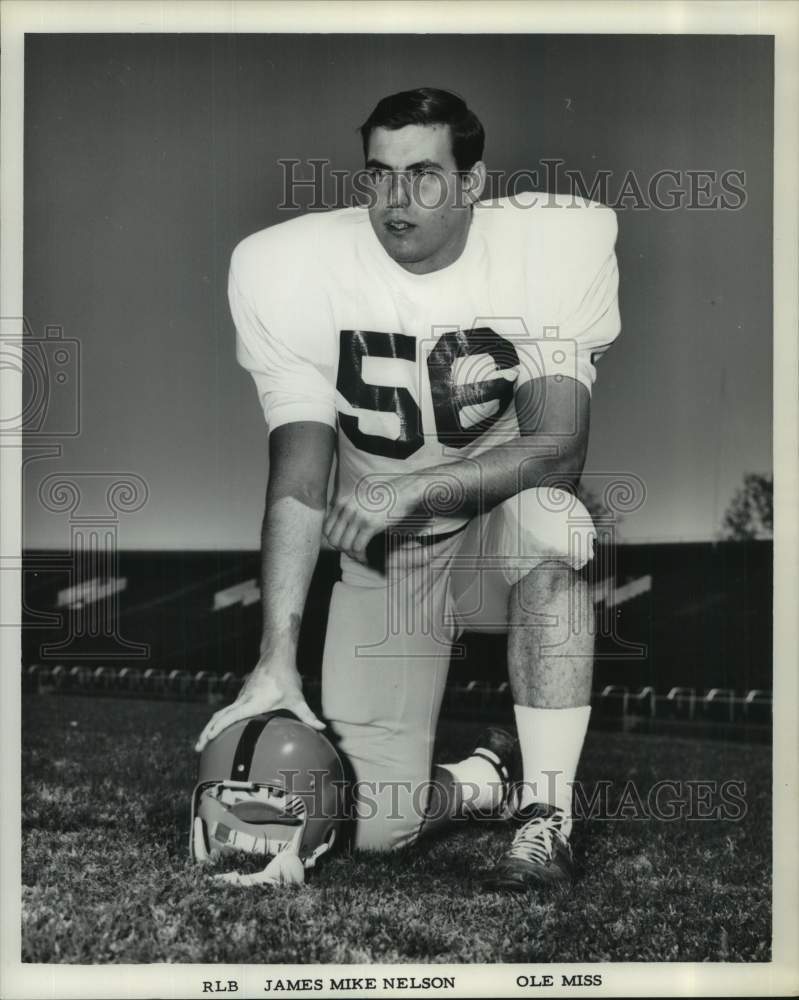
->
xmin=21 ymin=33 xmax=772 ymax=549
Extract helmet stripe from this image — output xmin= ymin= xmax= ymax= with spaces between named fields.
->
xmin=230 ymin=717 xmax=269 ymax=780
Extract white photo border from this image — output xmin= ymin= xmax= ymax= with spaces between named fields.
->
xmin=1 ymin=2 xmax=796 ymax=998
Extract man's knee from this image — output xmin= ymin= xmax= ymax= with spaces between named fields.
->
xmin=350 ymin=777 xmax=428 ymax=852
xmin=501 ymin=486 xmax=595 ymax=572
xmin=509 ymin=560 xmax=589 ymax=628
xmin=354 ymin=815 xmax=422 ymax=853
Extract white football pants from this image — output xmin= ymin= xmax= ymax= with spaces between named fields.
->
xmin=320 ymin=486 xmax=595 ymax=851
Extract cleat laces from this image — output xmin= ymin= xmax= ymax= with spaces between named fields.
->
xmin=507 ymin=811 xmax=570 ymax=866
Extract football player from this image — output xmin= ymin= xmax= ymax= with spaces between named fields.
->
xmin=197 ymin=88 xmax=621 ymax=891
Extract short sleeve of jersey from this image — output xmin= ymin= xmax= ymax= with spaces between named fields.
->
xmin=518 ymin=203 xmax=620 ymax=395
xmin=229 ymin=228 xmax=337 ymax=432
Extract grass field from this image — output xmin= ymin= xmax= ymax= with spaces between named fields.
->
xmin=21 ymin=694 xmax=770 ymax=964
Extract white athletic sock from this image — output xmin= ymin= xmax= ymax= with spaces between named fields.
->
xmin=440 ymin=755 xmax=505 ymax=813
xmin=513 ymin=704 xmax=591 ymax=832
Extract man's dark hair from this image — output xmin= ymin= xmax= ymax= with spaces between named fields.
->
xmin=359 ymin=88 xmax=485 ymax=171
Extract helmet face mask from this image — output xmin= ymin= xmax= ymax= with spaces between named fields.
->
xmin=194 ymin=782 xmax=307 ymax=860
xmin=191 ymin=712 xmax=346 ymax=885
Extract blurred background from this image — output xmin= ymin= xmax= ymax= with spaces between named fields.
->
xmin=20 ymin=34 xmax=773 ymax=724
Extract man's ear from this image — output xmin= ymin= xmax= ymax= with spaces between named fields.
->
xmin=461 ymin=160 xmax=487 ymax=204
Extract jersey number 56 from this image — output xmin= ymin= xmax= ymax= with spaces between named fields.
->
xmin=336 ymin=328 xmax=520 ymax=459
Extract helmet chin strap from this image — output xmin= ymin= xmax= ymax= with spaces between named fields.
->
xmin=211 ymin=838 xmax=334 ymax=887
xmin=194 ymin=813 xmax=327 ymax=887
xmin=192 ymin=777 xmax=339 ymax=889
xmin=213 ymin=851 xmax=306 ymax=888
xmin=305 ymin=838 xmax=333 ymax=868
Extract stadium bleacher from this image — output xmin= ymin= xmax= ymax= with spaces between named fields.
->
xmin=21 ymin=540 xmax=772 ymax=738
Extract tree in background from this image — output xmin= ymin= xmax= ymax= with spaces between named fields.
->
xmin=722 ymin=473 xmax=773 ymax=540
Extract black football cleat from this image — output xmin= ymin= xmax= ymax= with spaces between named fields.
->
xmin=480 ymin=803 xmax=575 ymax=893
xmin=467 ymin=726 xmax=519 ymax=815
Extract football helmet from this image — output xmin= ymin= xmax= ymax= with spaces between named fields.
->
xmin=190 ymin=710 xmax=346 ymax=887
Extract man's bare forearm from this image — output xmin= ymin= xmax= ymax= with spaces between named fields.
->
xmin=323 ymin=378 xmax=591 ymax=563
xmin=258 ymin=422 xmax=336 ymax=661
xmin=195 ymin=423 xmax=334 ymax=747
xmin=259 ymin=496 xmax=325 ymax=658
xmin=402 ymin=377 xmax=591 ymax=521
xmin=409 ymin=431 xmax=587 ymax=521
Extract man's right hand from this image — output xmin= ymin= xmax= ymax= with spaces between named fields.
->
xmin=194 ymin=657 xmax=324 ymax=752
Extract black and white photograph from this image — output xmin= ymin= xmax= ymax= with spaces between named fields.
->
xmin=1 ymin=2 xmax=797 ymax=997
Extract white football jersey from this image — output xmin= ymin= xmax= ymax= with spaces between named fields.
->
xmin=230 ymin=193 xmax=620 ymax=529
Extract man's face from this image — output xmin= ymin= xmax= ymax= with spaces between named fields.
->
xmin=364 ymin=124 xmax=483 ymax=275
